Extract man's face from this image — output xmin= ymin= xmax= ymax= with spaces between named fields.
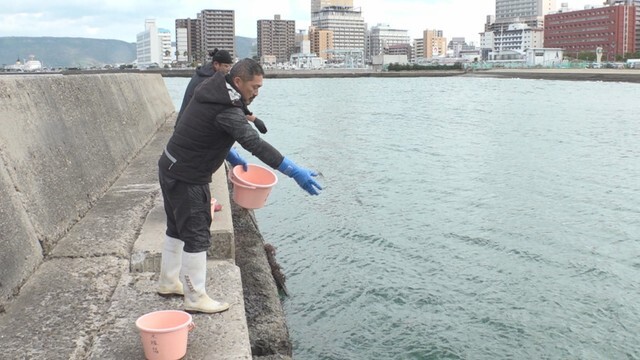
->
xmin=233 ymin=75 xmax=263 ymax=105
xmin=213 ymin=62 xmax=232 ymax=74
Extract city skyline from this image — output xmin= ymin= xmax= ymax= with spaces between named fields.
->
xmin=1 ymin=0 xmax=601 ymax=44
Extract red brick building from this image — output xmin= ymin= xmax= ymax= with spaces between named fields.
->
xmin=544 ymin=5 xmax=636 ymax=60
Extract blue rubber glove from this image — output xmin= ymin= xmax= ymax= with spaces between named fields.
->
xmin=277 ymin=157 xmax=322 ymax=195
xmin=226 ymin=148 xmax=248 ymax=171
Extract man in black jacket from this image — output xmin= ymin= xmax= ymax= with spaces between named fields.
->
xmin=157 ymin=58 xmax=322 ymax=313
xmin=176 ymin=48 xmax=267 ymax=134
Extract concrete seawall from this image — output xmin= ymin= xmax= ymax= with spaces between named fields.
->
xmin=0 ymin=73 xmax=290 ymax=359
xmin=0 ymin=73 xmax=173 ymax=303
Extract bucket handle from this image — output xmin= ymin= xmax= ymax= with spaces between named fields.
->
xmin=228 ymin=170 xmax=256 ymax=189
xmin=188 ymin=322 xmax=196 ymax=332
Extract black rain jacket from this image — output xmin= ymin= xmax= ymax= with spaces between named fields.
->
xmin=158 ymin=71 xmax=283 ymax=184
xmin=176 ymin=63 xmax=215 ymax=125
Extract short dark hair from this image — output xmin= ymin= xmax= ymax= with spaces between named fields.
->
xmin=230 ymin=58 xmax=265 ymax=82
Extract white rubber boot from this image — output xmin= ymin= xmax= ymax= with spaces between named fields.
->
xmin=181 ymin=251 xmax=230 ymax=314
xmin=157 ymin=235 xmax=184 ymax=296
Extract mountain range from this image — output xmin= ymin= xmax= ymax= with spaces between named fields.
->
xmin=0 ymin=36 xmax=257 ymax=68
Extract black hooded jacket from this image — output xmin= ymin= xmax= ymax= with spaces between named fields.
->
xmin=158 ymin=71 xmax=283 ymax=184
xmin=175 ymin=63 xmax=267 ymax=134
xmin=176 ymin=63 xmax=215 ymax=125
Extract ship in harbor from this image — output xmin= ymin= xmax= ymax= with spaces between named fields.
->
xmin=3 ymin=55 xmax=43 ymax=72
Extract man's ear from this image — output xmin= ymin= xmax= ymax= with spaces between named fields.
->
xmin=233 ymin=76 xmax=242 ymax=88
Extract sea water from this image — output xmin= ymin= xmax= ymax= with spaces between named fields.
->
xmin=164 ymin=75 xmax=640 ymax=360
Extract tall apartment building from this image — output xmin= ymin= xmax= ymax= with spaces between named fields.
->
xmin=413 ymin=38 xmax=425 ymax=61
xmin=490 ymin=0 xmax=555 ymax=30
xmin=159 ymin=28 xmax=172 ymax=65
xmin=257 ymin=15 xmax=296 ymax=63
xmin=175 ymin=18 xmax=202 ymax=63
xmin=199 ymin=9 xmax=235 ymax=59
xmin=137 ymin=19 xmax=171 ymax=68
xmin=309 ymin=26 xmax=334 ymax=60
xmin=544 ymin=4 xmax=636 ymax=59
xmin=423 ymin=29 xmax=447 ymax=58
xmin=311 ymin=6 xmax=365 ymax=54
xmin=366 ymin=24 xmax=410 ymax=62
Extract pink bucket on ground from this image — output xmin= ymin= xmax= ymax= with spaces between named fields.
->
xmin=229 ymin=164 xmax=278 ymax=209
xmin=135 ymin=310 xmax=194 ymax=360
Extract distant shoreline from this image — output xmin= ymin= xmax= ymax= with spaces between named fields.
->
xmin=3 ymin=68 xmax=640 ymax=83
xmin=462 ymin=68 xmax=640 ymax=84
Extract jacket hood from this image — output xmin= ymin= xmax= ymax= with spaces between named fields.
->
xmin=193 ymin=71 xmax=245 ymax=108
xmin=195 ymin=62 xmax=216 ymax=77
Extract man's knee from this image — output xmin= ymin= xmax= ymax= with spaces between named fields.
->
xmin=183 ymin=236 xmax=211 ymax=253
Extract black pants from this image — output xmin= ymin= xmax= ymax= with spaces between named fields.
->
xmin=159 ymin=171 xmax=211 ymax=253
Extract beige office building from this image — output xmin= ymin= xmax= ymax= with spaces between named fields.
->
xmin=309 ymin=26 xmax=334 ymax=60
xmin=423 ymin=29 xmax=447 ymax=59
xmin=257 ymin=15 xmax=296 ymax=63
xmin=199 ymin=9 xmax=235 ymax=59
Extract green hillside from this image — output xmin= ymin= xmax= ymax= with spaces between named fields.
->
xmin=0 ymin=37 xmax=137 ymax=68
xmin=1 ymin=36 xmax=258 ymax=68
xmin=235 ymin=36 xmax=257 ymax=59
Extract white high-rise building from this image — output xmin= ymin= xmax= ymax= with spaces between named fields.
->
xmin=137 ymin=19 xmax=162 ymax=68
xmin=136 ymin=20 xmax=173 ymax=68
xmin=493 ymin=22 xmax=544 ymax=52
xmin=493 ymin=0 xmax=555 ymax=29
xmin=159 ymin=28 xmax=172 ymax=67
xmin=311 ymin=0 xmax=353 ymax=16
xmin=413 ymin=38 xmax=424 ymax=62
xmin=311 ymin=5 xmax=365 ymax=64
xmin=366 ymin=24 xmax=410 ymax=62
xmin=175 ymin=27 xmax=189 ymax=63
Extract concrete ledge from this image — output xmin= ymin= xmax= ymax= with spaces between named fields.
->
xmin=0 ymin=257 xmax=128 ymax=359
xmin=208 ymin=164 xmax=235 ymax=261
xmin=89 ymin=261 xmax=251 ymax=360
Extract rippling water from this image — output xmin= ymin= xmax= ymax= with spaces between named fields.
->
xmin=164 ymin=75 xmax=640 ymax=360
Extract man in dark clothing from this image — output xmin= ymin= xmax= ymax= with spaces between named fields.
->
xmin=157 ymin=58 xmax=322 ymax=313
xmin=176 ymin=48 xmax=267 ymax=134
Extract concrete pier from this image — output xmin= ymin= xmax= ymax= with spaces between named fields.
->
xmin=0 ymin=74 xmax=289 ymax=359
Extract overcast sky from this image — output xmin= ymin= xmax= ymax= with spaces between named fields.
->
xmin=0 ymin=0 xmax=599 ymax=45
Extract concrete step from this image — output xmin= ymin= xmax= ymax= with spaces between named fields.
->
xmin=90 ymin=260 xmax=251 ymax=360
xmin=0 ymin=256 xmax=250 ymax=359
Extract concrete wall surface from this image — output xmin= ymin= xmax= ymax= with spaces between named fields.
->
xmin=0 ymin=73 xmax=174 ymax=303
